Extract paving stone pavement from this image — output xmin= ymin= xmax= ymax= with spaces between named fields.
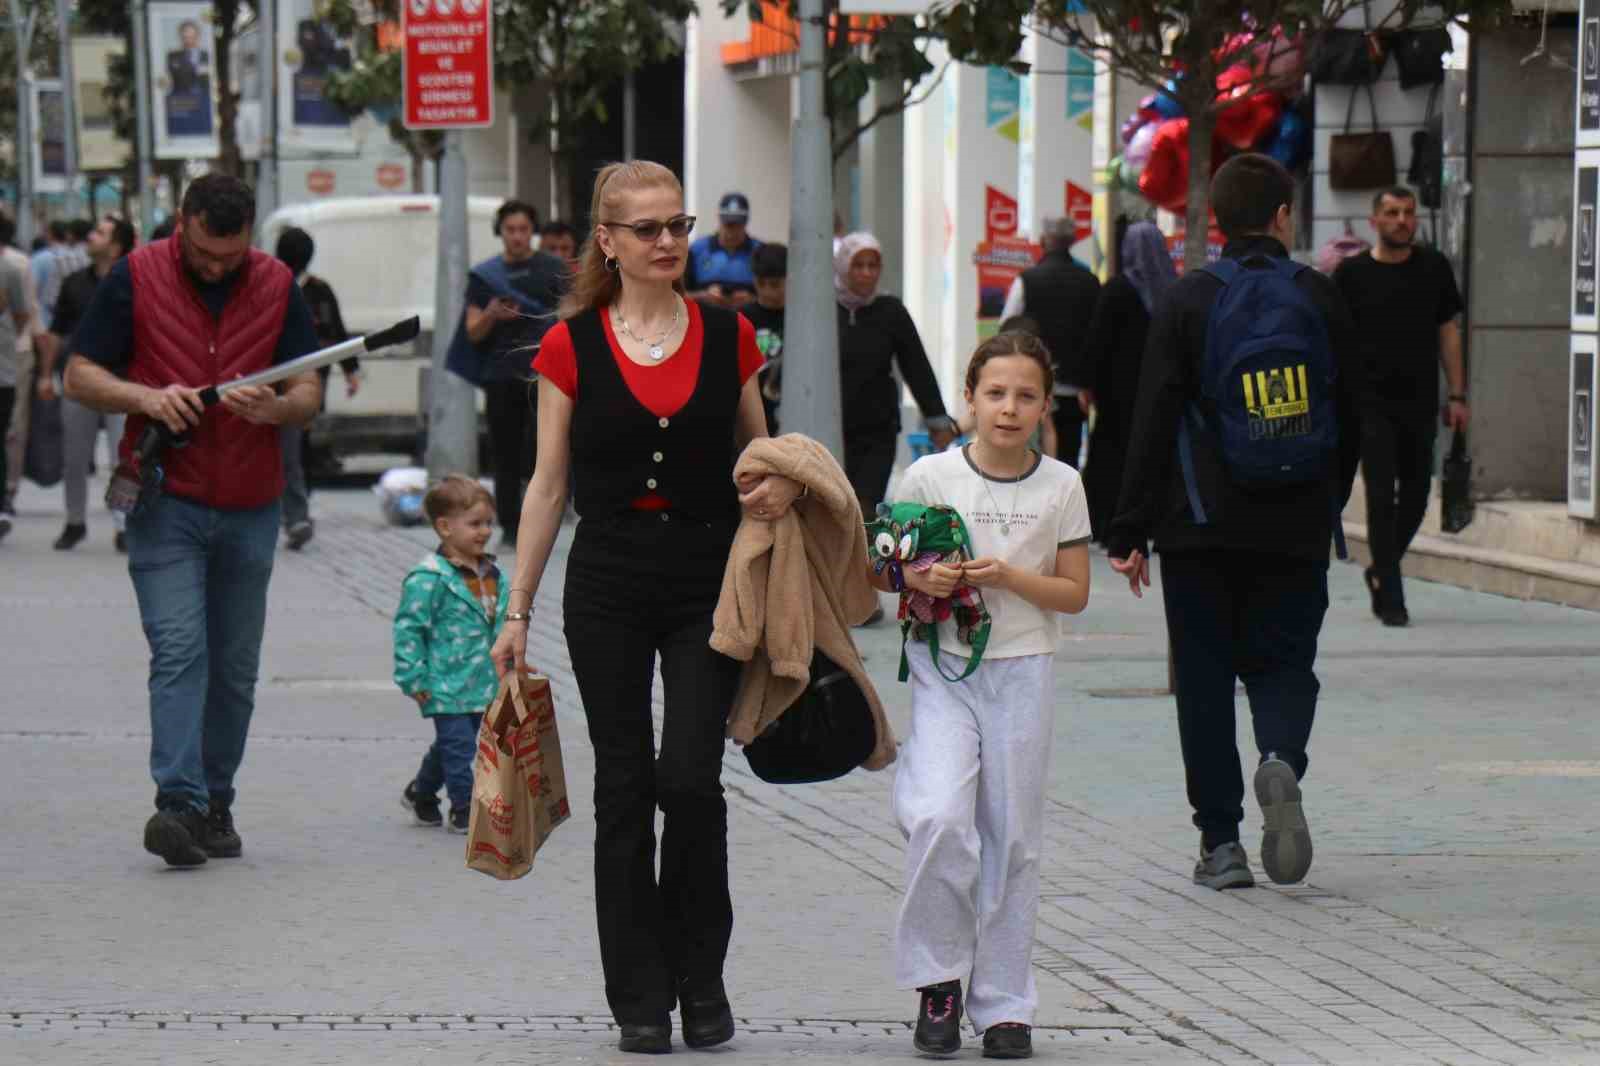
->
xmin=4 ymin=481 xmax=1600 ymax=1065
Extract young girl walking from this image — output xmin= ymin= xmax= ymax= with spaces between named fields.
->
xmin=872 ymin=330 xmax=1092 ymax=1060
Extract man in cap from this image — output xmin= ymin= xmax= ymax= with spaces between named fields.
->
xmin=685 ymin=191 xmax=763 ymax=309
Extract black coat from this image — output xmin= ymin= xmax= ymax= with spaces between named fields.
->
xmin=1018 ymin=250 xmax=1102 ymax=388
xmin=1081 ymin=274 xmax=1149 ymax=538
xmin=837 ymin=295 xmax=948 ymax=437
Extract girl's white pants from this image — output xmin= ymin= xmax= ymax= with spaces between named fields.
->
xmin=893 ymin=649 xmax=1055 ymax=1030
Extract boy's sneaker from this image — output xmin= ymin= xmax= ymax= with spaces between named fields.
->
xmin=1255 ymin=756 xmax=1313 ymax=884
xmin=447 ymin=807 xmax=470 ymax=834
xmin=982 ymin=1023 xmax=1033 ymax=1060
xmin=912 ymin=980 xmax=963 ymax=1056
xmin=204 ymin=805 xmax=243 ymax=858
xmin=143 ymin=807 xmax=209 ymax=867
xmin=1193 ymin=841 xmax=1254 ymax=890
xmin=402 ymin=781 xmax=443 ymax=827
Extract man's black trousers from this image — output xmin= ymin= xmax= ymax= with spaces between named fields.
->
xmin=1160 ymin=550 xmax=1329 ymax=851
xmin=1361 ymin=409 xmax=1437 ymax=599
xmin=563 ymin=511 xmax=742 ymax=1024
xmin=485 ymin=378 xmax=536 ymax=537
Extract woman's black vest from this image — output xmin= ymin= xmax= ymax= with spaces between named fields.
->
xmin=566 ymin=305 xmax=742 ymax=526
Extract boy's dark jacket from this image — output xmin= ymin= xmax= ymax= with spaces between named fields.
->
xmin=1108 ymin=236 xmax=1366 ymax=563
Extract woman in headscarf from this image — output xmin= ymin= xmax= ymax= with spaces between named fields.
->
xmin=1082 ymin=219 xmax=1177 ymax=539
xmin=834 ymin=232 xmax=956 ymax=526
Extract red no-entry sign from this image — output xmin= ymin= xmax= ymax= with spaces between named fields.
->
xmin=402 ymin=0 xmax=494 ymax=130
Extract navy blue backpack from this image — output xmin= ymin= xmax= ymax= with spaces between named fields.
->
xmin=1177 ymin=255 xmax=1347 ymax=558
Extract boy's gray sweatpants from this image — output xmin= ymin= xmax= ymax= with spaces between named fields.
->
xmin=893 ymin=649 xmax=1055 ymax=1031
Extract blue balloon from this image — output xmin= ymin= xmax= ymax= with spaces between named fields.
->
xmin=1266 ymin=111 xmax=1311 ymax=170
xmin=1149 ymin=84 xmax=1185 ymax=119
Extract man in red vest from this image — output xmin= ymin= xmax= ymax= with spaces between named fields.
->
xmin=64 ymin=174 xmax=322 ymax=867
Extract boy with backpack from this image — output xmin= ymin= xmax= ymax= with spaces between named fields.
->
xmin=1107 ymin=154 xmax=1364 ymax=891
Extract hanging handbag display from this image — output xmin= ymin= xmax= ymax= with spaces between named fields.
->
xmin=1329 ymin=84 xmax=1397 ymax=191
xmin=1407 ymin=85 xmax=1444 ymax=209
xmin=1315 ymin=220 xmax=1372 ymax=274
xmin=1309 ymin=27 xmax=1388 ymax=84
xmin=1391 ymin=27 xmax=1451 ymax=89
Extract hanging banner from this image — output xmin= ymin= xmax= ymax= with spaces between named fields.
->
xmin=72 ymin=36 xmax=128 ymax=172
xmin=1574 ymin=152 xmax=1599 ymax=332
xmin=30 ymin=80 xmax=70 ymax=193
xmin=233 ymin=22 xmax=263 ymax=161
xmin=403 ymin=0 xmax=495 ymax=129
xmin=279 ymin=0 xmax=359 ymax=152
xmin=1573 ymin=334 xmax=1597 ymax=520
xmin=1582 ymin=0 xmax=1600 ymax=146
xmin=149 ymin=0 xmax=220 ymax=159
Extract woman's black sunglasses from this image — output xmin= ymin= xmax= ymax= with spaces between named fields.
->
xmin=600 ymin=215 xmax=696 ymax=242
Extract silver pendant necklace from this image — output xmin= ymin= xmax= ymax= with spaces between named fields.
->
xmin=972 ymin=445 xmax=1026 ymax=536
xmin=615 ymin=298 xmax=681 ymax=361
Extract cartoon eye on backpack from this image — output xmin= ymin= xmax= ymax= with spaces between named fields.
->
xmin=864 ymin=503 xmax=991 ymax=683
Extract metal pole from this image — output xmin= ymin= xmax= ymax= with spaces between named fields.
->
xmin=623 ymin=69 xmax=637 ymax=161
xmin=132 ymin=0 xmax=157 ymax=234
xmin=782 ymin=0 xmax=842 ymax=458
xmin=255 ymin=0 xmax=278 ymax=224
xmin=55 ymin=0 xmax=80 ymax=220
xmin=426 ymin=130 xmax=477 ymax=478
xmin=10 ymin=7 xmax=37 ymax=247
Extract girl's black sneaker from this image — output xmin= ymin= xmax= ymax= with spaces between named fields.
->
xmin=402 ymin=781 xmax=443 ymax=827
xmin=447 ymin=806 xmax=470 ymax=834
xmin=913 ymin=980 xmax=963 ymax=1056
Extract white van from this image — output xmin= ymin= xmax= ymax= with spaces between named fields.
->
xmin=257 ymin=195 xmax=504 ymax=461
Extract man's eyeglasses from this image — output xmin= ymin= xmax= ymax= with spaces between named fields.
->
xmin=600 ymin=215 xmax=696 ymax=243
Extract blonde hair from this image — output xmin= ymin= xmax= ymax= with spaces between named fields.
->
xmin=423 ymin=474 xmax=493 ymax=525
xmin=561 ymin=160 xmax=686 ymax=319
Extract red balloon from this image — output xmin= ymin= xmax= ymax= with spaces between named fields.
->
xmin=1138 ymin=118 xmax=1233 ymax=214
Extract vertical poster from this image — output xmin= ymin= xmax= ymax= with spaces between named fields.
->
xmin=149 ymin=1 xmax=220 ymax=159
xmin=72 ymin=36 xmax=128 ymax=172
xmin=31 ymin=80 xmax=69 ymax=192
xmin=1574 ymin=156 xmax=1598 ymax=330
xmin=1065 ymin=48 xmax=1094 ymax=128
xmin=1573 ymin=336 xmax=1597 ymax=519
xmin=1582 ymin=0 xmax=1600 ymax=145
xmin=233 ymin=23 xmax=263 ymax=161
xmin=279 ymin=0 xmax=357 ymax=152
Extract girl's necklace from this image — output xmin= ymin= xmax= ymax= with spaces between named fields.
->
xmin=615 ymin=298 xmax=681 ymax=361
xmin=971 ymin=445 xmax=1027 ymax=536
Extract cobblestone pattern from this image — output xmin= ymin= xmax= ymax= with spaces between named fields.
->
xmin=155 ymin=510 xmax=1600 ymax=1063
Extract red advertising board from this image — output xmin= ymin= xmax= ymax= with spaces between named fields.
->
xmin=402 ymin=0 xmax=494 ymax=130
xmin=972 ymin=233 xmax=1041 ymax=320
xmin=1065 ymin=181 xmax=1092 ymax=244
xmin=985 ymin=185 xmax=1018 ymax=243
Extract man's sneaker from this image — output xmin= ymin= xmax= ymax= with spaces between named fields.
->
xmin=286 ymin=520 xmax=314 ymax=551
xmin=913 ymin=980 xmax=963 ymax=1056
xmin=402 ymin=781 xmax=443 ymax=827
xmin=1193 ymin=841 xmax=1254 ymax=890
xmin=447 ymin=807 xmax=470 ymax=834
xmin=0 ymin=515 xmax=11 ymax=543
xmin=1255 ymin=756 xmax=1313 ymax=884
xmin=54 ymin=523 xmax=87 ymax=550
xmin=982 ymin=1023 xmax=1033 ymax=1060
xmin=204 ymin=806 xmax=243 ymax=858
xmin=143 ymin=808 xmax=209 ymax=867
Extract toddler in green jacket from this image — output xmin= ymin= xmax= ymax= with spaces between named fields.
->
xmin=393 ymin=475 xmax=509 ymax=833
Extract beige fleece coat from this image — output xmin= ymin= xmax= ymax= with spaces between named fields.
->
xmin=711 ymin=434 xmax=896 ymax=771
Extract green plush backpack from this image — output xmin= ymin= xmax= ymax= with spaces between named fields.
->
xmin=865 ymin=502 xmax=992 ymax=683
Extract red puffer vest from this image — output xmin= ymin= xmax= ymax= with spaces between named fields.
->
xmin=119 ymin=237 xmax=293 ymax=510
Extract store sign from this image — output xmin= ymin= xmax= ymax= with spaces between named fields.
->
xmin=972 ymin=234 xmax=1041 ymax=322
xmin=376 ymin=162 xmax=407 ymax=189
xmin=403 ymin=0 xmax=494 ymax=129
xmin=985 ymin=185 xmax=1017 ymax=242
xmin=1065 ymin=181 xmax=1092 ymax=244
xmin=1574 ymin=157 xmax=1598 ymax=330
xmin=1573 ymin=335 xmax=1597 ymax=519
xmin=1582 ymin=0 xmax=1600 ymax=144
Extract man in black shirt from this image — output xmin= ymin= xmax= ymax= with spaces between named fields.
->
xmin=1333 ymin=187 xmax=1467 ymax=627
xmin=38 ymin=214 xmax=137 ymax=551
xmin=1109 ymin=154 xmax=1364 ymax=893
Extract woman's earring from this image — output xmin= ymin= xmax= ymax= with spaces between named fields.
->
xmin=604 ymin=256 xmax=619 ymax=272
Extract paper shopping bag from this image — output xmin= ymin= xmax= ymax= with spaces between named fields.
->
xmin=465 ymin=672 xmax=571 ymax=879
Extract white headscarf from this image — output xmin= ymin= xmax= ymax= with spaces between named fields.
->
xmin=834 ymin=231 xmax=883 ymax=316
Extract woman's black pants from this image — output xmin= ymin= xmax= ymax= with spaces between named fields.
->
xmin=563 ymin=511 xmax=742 ymax=1025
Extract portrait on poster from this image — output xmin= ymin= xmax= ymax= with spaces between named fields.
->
xmin=279 ymin=0 xmax=358 ymax=152
xmin=149 ymin=1 xmax=219 ymax=159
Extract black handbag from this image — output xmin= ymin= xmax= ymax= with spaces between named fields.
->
xmin=743 ymin=649 xmax=877 ymax=785
xmin=1440 ymin=430 xmax=1474 ymax=534
xmin=23 ymin=388 xmax=63 ymax=488
xmin=1329 ymin=85 xmax=1397 ymax=191
xmin=1407 ymin=85 xmax=1444 ymax=210
xmin=1391 ymin=27 xmax=1451 ymax=89
xmin=1310 ymin=28 xmax=1388 ymax=84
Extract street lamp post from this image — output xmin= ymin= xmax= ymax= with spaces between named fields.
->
xmin=132 ymin=0 xmax=157 ymax=233
xmin=782 ymin=0 xmax=843 ymax=458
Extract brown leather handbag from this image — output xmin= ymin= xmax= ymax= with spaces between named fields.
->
xmin=1329 ymin=84 xmax=1396 ymax=191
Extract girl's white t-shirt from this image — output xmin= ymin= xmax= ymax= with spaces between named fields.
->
xmin=896 ymin=446 xmax=1092 ymax=659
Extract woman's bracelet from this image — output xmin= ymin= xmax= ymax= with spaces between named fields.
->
xmin=505 ymin=610 xmax=532 ymax=623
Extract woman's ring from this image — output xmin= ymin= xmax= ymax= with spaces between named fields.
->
xmin=757 ymin=508 xmax=768 ymax=516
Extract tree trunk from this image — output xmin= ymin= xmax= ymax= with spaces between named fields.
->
xmin=1184 ymin=106 xmax=1214 ymax=273
xmin=213 ymin=0 xmax=244 ymax=177
xmin=411 ymin=147 xmax=425 ymax=194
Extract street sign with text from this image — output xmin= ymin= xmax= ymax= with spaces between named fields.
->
xmin=402 ymin=0 xmax=493 ymax=130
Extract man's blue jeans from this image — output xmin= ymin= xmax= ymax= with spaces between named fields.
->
xmin=126 ymin=491 xmax=280 ymax=814
xmin=415 ymin=713 xmax=483 ymax=813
